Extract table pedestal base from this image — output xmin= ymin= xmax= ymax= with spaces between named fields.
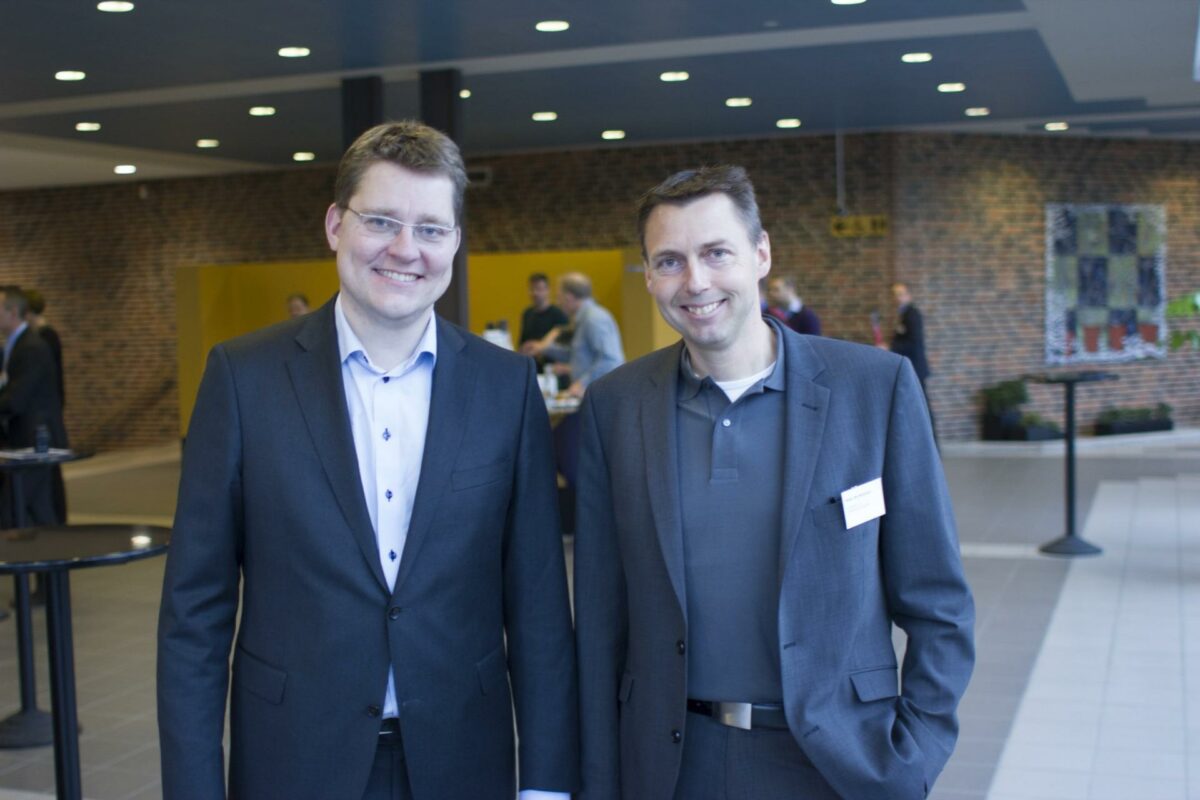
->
xmin=0 ymin=708 xmax=53 ymax=748
xmin=1039 ymin=535 xmax=1103 ymax=556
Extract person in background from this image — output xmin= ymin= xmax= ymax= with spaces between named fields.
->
xmin=158 ymin=121 xmax=578 ymax=800
xmin=765 ymin=275 xmax=821 ymax=335
xmin=23 ymin=288 xmax=67 ymax=522
xmin=886 ymin=282 xmax=934 ymax=436
xmin=287 ymin=292 xmax=311 ymax=317
xmin=574 ymin=165 xmax=973 ymax=800
xmin=518 ymin=273 xmax=568 ymax=348
xmin=0 ymin=286 xmax=68 ymax=527
xmin=523 ymin=273 xmax=624 ymax=399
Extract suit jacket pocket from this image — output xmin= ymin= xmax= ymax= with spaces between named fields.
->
xmin=475 ymin=644 xmax=509 ymax=695
xmin=618 ymin=672 xmax=635 ymax=704
xmin=850 ymin=665 xmax=899 ymax=703
xmin=452 ymin=460 xmax=511 ymax=492
xmin=235 ymin=645 xmax=287 ymax=705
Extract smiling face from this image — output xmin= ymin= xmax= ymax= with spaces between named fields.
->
xmin=325 ymin=161 xmax=460 ymax=339
xmin=643 ymin=192 xmax=771 ymax=367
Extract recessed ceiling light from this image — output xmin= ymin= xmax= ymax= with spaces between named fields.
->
xmin=725 ymin=97 xmax=753 ymax=108
xmin=964 ymin=107 xmax=990 ymax=117
xmin=1045 ymin=121 xmax=1069 ymax=131
xmin=293 ymin=152 xmax=316 ymax=162
xmin=96 ymin=1 xmax=134 ymax=11
xmin=776 ymin=118 xmax=802 ymax=129
xmin=901 ymin=52 xmax=932 ymax=63
xmin=660 ymin=71 xmax=689 ymax=82
xmin=459 ymin=89 xmax=471 ymax=99
xmin=601 ymin=130 xmax=626 ymax=140
xmin=535 ymin=20 xmax=569 ymax=32
xmin=75 ymin=122 xmax=101 ymax=132
xmin=113 ymin=164 xmax=137 ymax=175
xmin=55 ymin=71 xmax=86 ymax=82
xmin=937 ymin=82 xmax=966 ymax=93
xmin=831 ymin=0 xmax=866 ymax=5
xmin=196 ymin=139 xmax=220 ymax=148
xmin=249 ymin=106 xmax=276 ymax=117
xmin=277 ymin=47 xmax=310 ymax=58
xmin=531 ymin=111 xmax=558 ymax=122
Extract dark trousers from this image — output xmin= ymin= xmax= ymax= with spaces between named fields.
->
xmin=672 ymin=712 xmax=841 ymax=800
xmin=362 ymin=729 xmax=414 ymax=800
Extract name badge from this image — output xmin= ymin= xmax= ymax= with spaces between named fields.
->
xmin=840 ymin=478 xmax=886 ymax=530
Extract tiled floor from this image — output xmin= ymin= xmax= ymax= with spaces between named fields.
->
xmin=0 ymin=432 xmax=1195 ymax=799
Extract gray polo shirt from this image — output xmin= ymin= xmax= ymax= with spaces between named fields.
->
xmin=677 ymin=318 xmax=787 ymax=703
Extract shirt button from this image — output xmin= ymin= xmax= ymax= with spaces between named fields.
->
xmin=722 ymin=419 xmax=731 ymax=427
xmin=367 ymin=705 xmax=382 ymax=718
xmin=676 ymin=640 xmax=686 ymax=655
xmin=388 ymin=606 xmax=402 ymax=620
xmin=382 ymin=377 xmax=390 ymax=383
xmin=671 ymin=729 xmax=682 ymax=743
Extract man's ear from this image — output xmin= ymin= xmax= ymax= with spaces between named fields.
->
xmin=324 ymin=204 xmax=344 ymax=252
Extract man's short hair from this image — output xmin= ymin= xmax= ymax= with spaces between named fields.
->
xmin=287 ymin=292 xmax=309 ymax=306
xmin=559 ymin=273 xmax=593 ymax=300
xmin=636 ymin=165 xmax=763 ymax=256
xmin=24 ymin=289 xmax=45 ymax=315
xmin=769 ymin=275 xmax=796 ymax=290
xmin=333 ymin=121 xmax=468 ymax=224
xmin=1 ymin=286 xmax=29 ymax=317
xmin=528 ymin=273 xmax=550 ymax=286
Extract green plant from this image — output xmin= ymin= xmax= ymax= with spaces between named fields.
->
xmin=1019 ymin=412 xmax=1061 ymax=432
xmin=1096 ymin=404 xmax=1173 ymax=424
xmin=981 ymin=380 xmax=1029 ymax=415
xmin=1167 ymin=291 xmax=1200 ymax=350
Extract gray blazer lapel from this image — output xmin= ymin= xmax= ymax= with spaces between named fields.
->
xmin=642 ymin=343 xmax=688 ymax=618
xmin=778 ymin=332 xmax=831 ymax=578
xmin=393 ymin=317 xmax=473 ymax=593
xmin=287 ymin=302 xmax=388 ymax=592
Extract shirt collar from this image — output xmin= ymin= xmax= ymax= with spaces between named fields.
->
xmin=677 ymin=316 xmax=786 ymax=401
xmin=334 ymin=295 xmax=438 ymax=376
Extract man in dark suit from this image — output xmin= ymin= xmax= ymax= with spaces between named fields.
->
xmin=888 ymin=282 xmax=935 ymax=436
xmin=158 ymin=122 xmax=579 ymax=800
xmin=0 ymin=286 xmax=68 ymax=527
xmin=765 ymin=274 xmax=821 ymax=335
xmin=574 ymin=166 xmax=973 ymax=799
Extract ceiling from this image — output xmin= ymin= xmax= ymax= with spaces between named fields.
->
xmin=3 ymin=0 xmax=1200 ymax=190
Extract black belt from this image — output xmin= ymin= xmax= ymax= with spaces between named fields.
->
xmin=378 ymin=718 xmax=402 ymax=738
xmin=686 ymin=699 xmax=788 ymax=731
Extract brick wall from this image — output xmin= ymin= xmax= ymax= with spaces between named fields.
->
xmin=0 ymin=132 xmax=1196 ymax=450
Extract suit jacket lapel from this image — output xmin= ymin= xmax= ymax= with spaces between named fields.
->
xmin=392 ymin=317 xmax=473 ymax=593
xmin=778 ymin=332 xmax=831 ymax=580
xmin=287 ymin=301 xmax=388 ymax=592
xmin=642 ymin=343 xmax=688 ymax=619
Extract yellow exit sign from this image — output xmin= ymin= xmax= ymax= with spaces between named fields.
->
xmin=830 ymin=215 xmax=889 ymax=238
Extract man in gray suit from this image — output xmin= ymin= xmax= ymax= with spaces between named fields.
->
xmin=574 ymin=166 xmax=974 ymax=799
xmin=158 ymin=121 xmax=578 ymax=799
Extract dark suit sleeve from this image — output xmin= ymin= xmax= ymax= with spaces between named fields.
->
xmin=880 ymin=358 xmax=974 ymax=790
xmin=0 ymin=339 xmax=53 ymax=420
xmin=157 ymin=345 xmax=245 ymax=799
xmin=573 ymin=392 xmax=627 ymax=799
xmin=503 ymin=358 xmax=581 ymax=791
xmin=890 ymin=307 xmax=923 ymax=361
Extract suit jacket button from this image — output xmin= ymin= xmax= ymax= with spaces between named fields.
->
xmin=671 ymin=729 xmax=682 ymax=743
xmin=388 ymin=606 xmax=402 ymax=620
xmin=367 ymin=705 xmax=382 ymax=718
xmin=676 ymin=640 xmax=685 ymax=655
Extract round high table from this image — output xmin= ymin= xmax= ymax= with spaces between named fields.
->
xmin=1024 ymin=371 xmax=1118 ymax=556
xmin=0 ymin=450 xmax=91 ymax=749
xmin=0 ymin=524 xmax=169 ymax=800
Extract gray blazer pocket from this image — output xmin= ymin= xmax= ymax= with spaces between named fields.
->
xmin=850 ymin=665 xmax=899 ymax=702
xmin=235 ymin=645 xmax=287 ymax=704
xmin=475 ymin=644 xmax=509 ymax=695
xmin=452 ymin=460 xmax=511 ymax=492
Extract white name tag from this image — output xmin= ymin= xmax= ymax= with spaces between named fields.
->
xmin=840 ymin=478 xmax=886 ymax=530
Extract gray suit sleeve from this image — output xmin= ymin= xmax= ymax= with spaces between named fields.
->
xmin=157 ymin=345 xmax=244 ymax=799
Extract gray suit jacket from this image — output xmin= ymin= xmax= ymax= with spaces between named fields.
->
xmin=574 ymin=327 xmax=973 ymax=800
xmin=158 ymin=300 xmax=579 ymax=799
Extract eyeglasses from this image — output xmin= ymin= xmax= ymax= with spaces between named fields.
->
xmin=345 ymin=208 xmax=458 ymax=246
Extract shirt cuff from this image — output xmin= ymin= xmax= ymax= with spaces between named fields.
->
xmin=519 ymin=792 xmax=569 ymax=800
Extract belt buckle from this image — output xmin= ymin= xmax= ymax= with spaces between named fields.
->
xmin=714 ymin=701 xmax=753 ymax=731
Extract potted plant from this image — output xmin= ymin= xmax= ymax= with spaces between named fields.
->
xmin=980 ymin=380 xmax=1029 ymax=440
xmin=1094 ymin=403 xmax=1174 ymax=436
xmin=1017 ymin=412 xmax=1063 ymax=441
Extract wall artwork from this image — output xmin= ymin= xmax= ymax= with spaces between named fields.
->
xmin=1045 ymin=204 xmax=1167 ymax=364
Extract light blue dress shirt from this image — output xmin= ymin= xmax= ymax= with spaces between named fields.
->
xmin=566 ymin=298 xmax=624 ymax=387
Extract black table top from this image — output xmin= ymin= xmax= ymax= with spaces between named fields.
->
xmin=1023 ymin=371 xmax=1120 ymax=385
xmin=0 ymin=524 xmax=169 ymax=573
xmin=0 ymin=450 xmax=92 ymax=470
